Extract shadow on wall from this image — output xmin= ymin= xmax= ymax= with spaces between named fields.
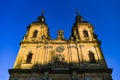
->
xmin=31 ymin=60 xmax=107 ymax=69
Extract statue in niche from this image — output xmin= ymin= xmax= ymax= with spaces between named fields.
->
xmin=57 ymin=30 xmax=64 ymax=40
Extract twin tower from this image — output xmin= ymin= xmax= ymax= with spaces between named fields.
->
xmin=9 ymin=13 xmax=112 ymax=80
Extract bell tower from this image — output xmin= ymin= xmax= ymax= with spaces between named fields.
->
xmin=9 ymin=12 xmax=112 ymax=80
xmin=23 ymin=12 xmax=50 ymax=43
xmin=70 ymin=13 xmax=108 ymax=66
xmin=13 ymin=12 xmax=51 ymax=69
xmin=71 ymin=14 xmax=94 ymax=41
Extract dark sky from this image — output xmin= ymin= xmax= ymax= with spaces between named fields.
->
xmin=0 ymin=0 xmax=120 ymax=80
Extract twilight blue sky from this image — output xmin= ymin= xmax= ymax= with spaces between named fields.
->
xmin=0 ymin=0 xmax=120 ymax=80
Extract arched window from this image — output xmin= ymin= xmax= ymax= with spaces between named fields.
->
xmin=83 ymin=30 xmax=89 ymax=37
xmin=26 ymin=52 xmax=32 ymax=63
xmin=33 ymin=30 xmax=38 ymax=38
xmin=89 ymin=52 xmax=96 ymax=63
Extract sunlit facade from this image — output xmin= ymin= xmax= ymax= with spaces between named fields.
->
xmin=9 ymin=13 xmax=112 ymax=80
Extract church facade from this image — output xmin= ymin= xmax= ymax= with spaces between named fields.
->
xmin=9 ymin=13 xmax=112 ymax=80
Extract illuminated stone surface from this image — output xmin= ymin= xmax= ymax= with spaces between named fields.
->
xmin=9 ymin=13 xmax=112 ymax=80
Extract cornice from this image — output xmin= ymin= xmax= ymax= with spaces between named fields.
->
xmin=9 ymin=68 xmax=112 ymax=74
xmin=20 ymin=40 xmax=101 ymax=45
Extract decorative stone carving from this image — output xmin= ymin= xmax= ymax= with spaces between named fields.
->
xmin=56 ymin=46 xmax=65 ymax=53
xmin=41 ymin=35 xmax=48 ymax=43
xmin=56 ymin=54 xmax=65 ymax=63
xmin=57 ymin=30 xmax=64 ymax=40
xmin=53 ymin=54 xmax=67 ymax=67
xmin=70 ymin=36 xmax=74 ymax=41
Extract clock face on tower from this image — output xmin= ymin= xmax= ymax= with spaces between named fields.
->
xmin=56 ymin=46 xmax=65 ymax=53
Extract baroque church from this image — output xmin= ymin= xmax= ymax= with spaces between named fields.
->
xmin=9 ymin=12 xmax=112 ymax=80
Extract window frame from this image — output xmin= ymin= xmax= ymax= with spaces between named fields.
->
xmin=89 ymin=51 xmax=96 ymax=63
xmin=26 ymin=52 xmax=33 ymax=64
xmin=32 ymin=30 xmax=38 ymax=38
xmin=83 ymin=30 xmax=89 ymax=38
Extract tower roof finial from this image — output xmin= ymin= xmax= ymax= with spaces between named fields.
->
xmin=75 ymin=10 xmax=83 ymax=22
xmin=76 ymin=10 xmax=80 ymax=16
xmin=42 ymin=10 xmax=44 ymax=16
xmin=37 ymin=10 xmax=45 ymax=23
